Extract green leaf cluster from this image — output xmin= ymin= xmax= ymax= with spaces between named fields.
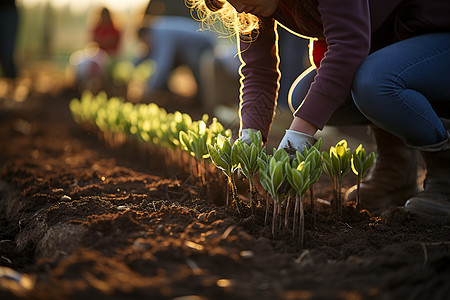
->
xmin=69 ymin=91 xmax=108 ymax=125
xmin=351 ymin=144 xmax=375 ymax=179
xmin=234 ymin=130 xmax=265 ymax=181
xmin=285 ymin=160 xmax=311 ymax=197
xmin=70 ymin=92 xmax=378 ymax=216
xmin=179 ymin=120 xmax=210 ymax=161
xmin=294 ymin=139 xmax=323 ymax=185
xmin=112 ymin=60 xmax=155 ymax=85
xmin=322 ymin=139 xmax=352 ymax=180
xmin=179 ymin=115 xmax=233 ymax=161
xmin=257 ymin=148 xmax=289 ymax=203
xmin=207 ymin=134 xmax=239 ymax=179
xmin=69 ymin=92 xmax=231 ymax=153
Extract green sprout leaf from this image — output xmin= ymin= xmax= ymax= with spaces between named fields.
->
xmin=325 ymin=139 xmax=352 ymax=180
xmin=351 ymin=144 xmax=375 ymax=179
xmin=257 ymin=150 xmax=289 ymax=203
xmin=207 ymin=143 xmax=229 ymax=173
xmin=285 ymin=160 xmax=311 ymax=197
xmin=207 ymin=134 xmax=239 ymax=178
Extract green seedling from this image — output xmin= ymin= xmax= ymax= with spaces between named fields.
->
xmin=131 ymin=103 xmax=162 ymax=144
xmin=257 ymin=148 xmax=289 ymax=235
xmin=162 ymin=111 xmax=193 ymax=150
xmin=179 ymin=120 xmax=210 ymax=188
xmin=70 ymin=91 xmax=108 ymax=127
xmin=272 ymin=147 xmax=291 ymax=228
xmin=294 ymin=138 xmax=323 ymax=228
xmin=207 ymin=134 xmax=241 ymax=214
xmin=234 ymin=130 xmax=265 ymax=215
xmin=285 ymin=159 xmax=311 ymax=249
xmin=322 ymin=139 xmax=351 ymax=215
xmin=179 ymin=121 xmax=209 ymax=161
xmin=112 ymin=60 xmax=154 ymax=86
xmin=207 ymin=117 xmax=232 ymax=143
xmin=351 ymin=144 xmax=375 ymax=211
xmin=258 ymin=150 xmax=271 ymax=225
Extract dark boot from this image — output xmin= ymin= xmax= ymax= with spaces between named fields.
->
xmin=345 ymin=125 xmax=419 ymax=210
xmin=404 ymin=120 xmax=450 ymax=223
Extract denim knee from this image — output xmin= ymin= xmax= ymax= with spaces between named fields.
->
xmin=351 ymin=57 xmax=390 ymax=118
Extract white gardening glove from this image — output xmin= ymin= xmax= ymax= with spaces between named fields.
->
xmin=278 ymin=129 xmax=318 ymax=158
xmin=277 ymin=130 xmax=318 ymax=194
xmin=239 ymin=128 xmax=260 ymax=145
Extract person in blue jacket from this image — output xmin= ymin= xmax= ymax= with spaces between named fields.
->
xmin=137 ymin=16 xmax=215 ymax=105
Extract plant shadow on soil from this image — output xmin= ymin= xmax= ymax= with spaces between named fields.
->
xmin=0 ymin=92 xmax=449 ymax=300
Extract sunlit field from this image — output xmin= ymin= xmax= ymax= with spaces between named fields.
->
xmin=17 ymin=0 xmax=148 ymax=62
xmin=1 ymin=2 xmax=449 ymax=300
xmin=7 ymin=0 xmax=205 ymax=102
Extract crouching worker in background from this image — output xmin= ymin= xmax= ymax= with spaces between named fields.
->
xmin=188 ymin=0 xmax=450 ymax=223
xmin=136 ymin=16 xmax=214 ymax=106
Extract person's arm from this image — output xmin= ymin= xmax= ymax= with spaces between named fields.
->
xmin=294 ymin=0 xmax=371 ymax=130
xmin=238 ymin=17 xmax=280 ymax=143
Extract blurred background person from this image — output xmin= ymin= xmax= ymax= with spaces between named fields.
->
xmin=140 ymin=0 xmax=307 ymax=113
xmin=147 ymin=0 xmax=239 ymax=112
xmin=137 ymin=0 xmax=307 ymax=113
xmin=92 ymin=7 xmax=121 ymax=58
xmin=70 ymin=6 xmax=122 ymax=94
xmin=136 ymin=15 xmax=215 ymax=107
xmin=0 ymin=0 xmax=19 ymax=98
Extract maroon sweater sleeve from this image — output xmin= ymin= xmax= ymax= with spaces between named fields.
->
xmin=239 ymin=0 xmax=372 ymax=138
xmin=238 ymin=17 xmax=279 ymax=142
xmin=295 ymin=0 xmax=371 ymax=129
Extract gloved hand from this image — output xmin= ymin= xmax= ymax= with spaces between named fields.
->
xmin=276 ymin=130 xmax=318 ymax=195
xmin=239 ymin=128 xmax=260 ymax=145
xmin=278 ymin=129 xmax=318 ymax=158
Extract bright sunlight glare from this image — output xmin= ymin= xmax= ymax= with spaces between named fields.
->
xmin=18 ymin=0 xmax=149 ymax=14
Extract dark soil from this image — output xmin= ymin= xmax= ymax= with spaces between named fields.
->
xmin=1 ymin=91 xmax=449 ymax=300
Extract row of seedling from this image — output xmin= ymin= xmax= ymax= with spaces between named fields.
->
xmin=69 ymin=91 xmax=231 ymax=186
xmin=207 ymin=130 xmax=375 ymax=247
xmin=69 ymin=92 xmax=375 ymax=247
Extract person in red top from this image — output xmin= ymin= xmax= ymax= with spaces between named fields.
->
xmin=71 ymin=7 xmax=122 ymax=93
xmin=188 ymin=0 xmax=450 ymax=223
xmin=92 ymin=7 xmax=121 ymax=56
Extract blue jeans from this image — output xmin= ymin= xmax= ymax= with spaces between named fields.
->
xmin=291 ymin=33 xmax=450 ymax=147
xmin=353 ymin=33 xmax=450 ymax=147
xmin=290 ymin=67 xmax=369 ymax=126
